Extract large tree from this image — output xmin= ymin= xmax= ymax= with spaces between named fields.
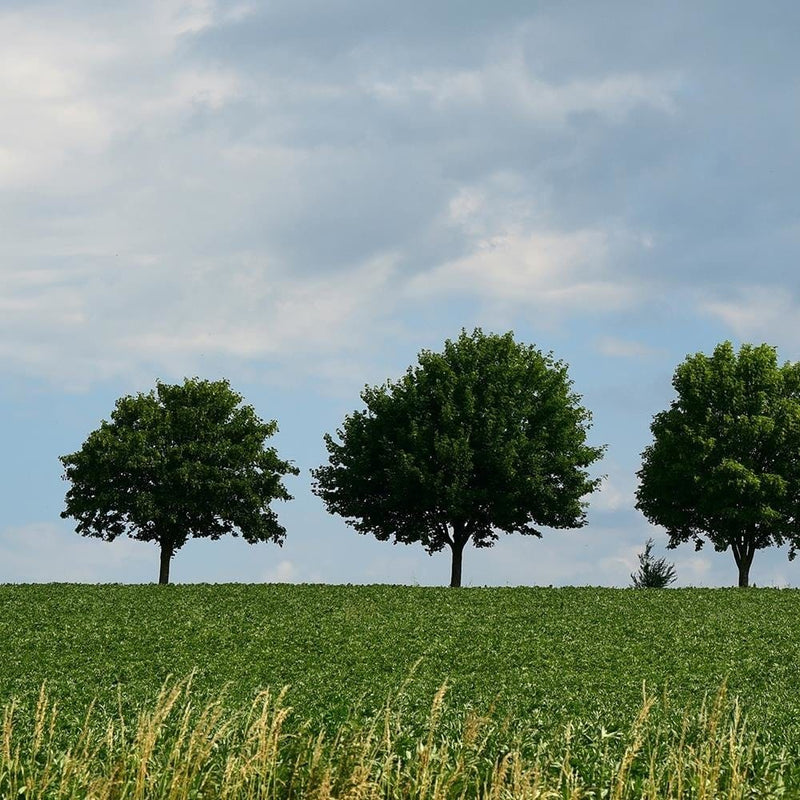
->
xmin=636 ymin=342 xmax=800 ymax=587
xmin=61 ymin=378 xmax=299 ymax=584
xmin=312 ymin=329 xmax=605 ymax=587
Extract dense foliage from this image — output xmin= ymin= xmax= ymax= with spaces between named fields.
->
xmin=636 ymin=342 xmax=800 ymax=587
xmin=313 ymin=329 xmax=605 ymax=586
xmin=60 ymin=379 xmax=298 ymax=583
xmin=2 ymin=584 xmax=800 ymax=755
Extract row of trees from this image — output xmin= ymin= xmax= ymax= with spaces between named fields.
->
xmin=60 ymin=330 xmax=800 ymax=587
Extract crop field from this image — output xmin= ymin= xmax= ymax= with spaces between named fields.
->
xmin=2 ymin=584 xmax=800 ymax=797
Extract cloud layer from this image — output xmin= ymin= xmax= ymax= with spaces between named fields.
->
xmin=0 ymin=0 xmax=704 ymax=387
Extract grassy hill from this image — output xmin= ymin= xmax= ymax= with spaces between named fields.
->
xmin=1 ymin=584 xmax=799 ymax=796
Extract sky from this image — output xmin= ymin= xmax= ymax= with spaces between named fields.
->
xmin=2 ymin=0 xmax=800 ymax=588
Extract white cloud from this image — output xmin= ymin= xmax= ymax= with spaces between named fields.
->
xmin=0 ymin=1 xmax=674 ymax=391
xmin=700 ymin=286 xmax=800 ymax=353
xmin=764 ymin=569 xmax=790 ymax=589
xmin=593 ymin=470 xmax=637 ymax=513
xmin=0 ymin=251 xmax=398 ymax=386
xmin=478 ymin=527 xmax=627 ymax=587
xmin=0 ymin=24 xmax=116 ymax=187
xmin=408 ymin=228 xmax=639 ymax=316
xmin=262 ymin=559 xmax=297 ymax=583
xmin=0 ymin=522 xmax=153 ymax=583
xmin=362 ymin=51 xmax=680 ymax=126
xmin=155 ymin=0 xmax=216 ymax=37
xmin=598 ymin=546 xmax=638 ymax=579
xmin=671 ymin=553 xmax=713 ymax=586
xmin=0 ymin=4 xmax=242 ymax=190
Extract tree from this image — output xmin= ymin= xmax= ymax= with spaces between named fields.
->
xmin=60 ymin=378 xmax=299 ymax=584
xmin=635 ymin=342 xmax=800 ymax=587
xmin=630 ymin=538 xmax=676 ymax=588
xmin=312 ymin=329 xmax=605 ymax=587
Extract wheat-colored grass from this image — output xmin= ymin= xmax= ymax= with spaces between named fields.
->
xmin=0 ymin=674 xmax=791 ymax=799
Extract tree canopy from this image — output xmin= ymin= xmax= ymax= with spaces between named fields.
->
xmin=635 ymin=341 xmax=800 ymax=587
xmin=312 ymin=329 xmax=605 ymax=587
xmin=60 ymin=378 xmax=299 ymax=584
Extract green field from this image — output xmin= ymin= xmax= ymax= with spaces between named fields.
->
xmin=2 ymin=584 xmax=800 ymax=797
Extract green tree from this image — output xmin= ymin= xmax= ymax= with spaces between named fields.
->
xmin=636 ymin=342 xmax=800 ymax=587
xmin=312 ymin=329 xmax=605 ymax=587
xmin=60 ymin=378 xmax=299 ymax=584
xmin=630 ymin=538 xmax=677 ymax=588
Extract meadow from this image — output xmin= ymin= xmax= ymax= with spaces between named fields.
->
xmin=1 ymin=584 xmax=799 ymax=797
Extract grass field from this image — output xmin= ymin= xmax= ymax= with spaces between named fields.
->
xmin=1 ymin=584 xmax=800 ymax=797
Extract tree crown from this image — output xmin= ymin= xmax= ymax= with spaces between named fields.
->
xmin=312 ymin=329 xmax=605 ymax=555
xmin=61 ymin=378 xmax=299 ymax=552
xmin=636 ymin=341 xmax=800 ymax=558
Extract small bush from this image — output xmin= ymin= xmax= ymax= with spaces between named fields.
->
xmin=631 ymin=538 xmax=677 ymax=588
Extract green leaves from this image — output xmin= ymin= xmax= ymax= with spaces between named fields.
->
xmin=4 ymin=584 xmax=800 ymax=777
xmin=60 ymin=378 xmax=299 ymax=582
xmin=313 ymin=329 xmax=605 ymax=586
xmin=636 ymin=341 xmax=800 ymax=586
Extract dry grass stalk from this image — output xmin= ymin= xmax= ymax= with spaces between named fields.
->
xmin=0 ymin=675 xmax=788 ymax=799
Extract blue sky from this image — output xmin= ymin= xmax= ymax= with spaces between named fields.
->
xmin=2 ymin=0 xmax=799 ymax=587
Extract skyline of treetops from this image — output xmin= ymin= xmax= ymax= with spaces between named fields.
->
xmin=52 ymin=333 xmax=800 ymax=587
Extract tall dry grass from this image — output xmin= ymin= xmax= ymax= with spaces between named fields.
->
xmin=0 ymin=674 xmax=794 ymax=799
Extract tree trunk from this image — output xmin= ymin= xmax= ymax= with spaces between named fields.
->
xmin=158 ymin=542 xmax=172 ymax=585
xmin=737 ymin=555 xmax=754 ymax=588
xmin=449 ymin=535 xmax=468 ymax=588
xmin=732 ymin=541 xmax=754 ymax=588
